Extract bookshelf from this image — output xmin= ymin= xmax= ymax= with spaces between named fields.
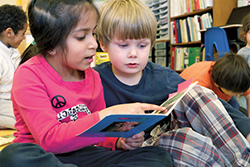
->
xmin=169 ymin=0 xmax=237 ymax=71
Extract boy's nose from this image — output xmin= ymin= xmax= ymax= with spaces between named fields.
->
xmin=128 ymin=48 xmax=137 ymax=58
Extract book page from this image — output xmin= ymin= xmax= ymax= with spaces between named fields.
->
xmin=152 ymin=79 xmax=197 ymax=115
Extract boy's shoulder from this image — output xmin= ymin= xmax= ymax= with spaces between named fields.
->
xmin=93 ymin=61 xmax=112 ymax=73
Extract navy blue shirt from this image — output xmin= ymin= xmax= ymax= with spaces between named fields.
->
xmin=94 ymin=61 xmax=185 ymax=108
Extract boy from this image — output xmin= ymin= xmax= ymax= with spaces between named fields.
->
xmin=94 ymin=0 xmax=250 ymax=166
xmin=0 ymin=4 xmax=27 ymax=129
xmin=180 ymin=53 xmax=250 ymax=117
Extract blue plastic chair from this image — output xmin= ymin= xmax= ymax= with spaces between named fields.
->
xmin=204 ymin=27 xmax=230 ymax=61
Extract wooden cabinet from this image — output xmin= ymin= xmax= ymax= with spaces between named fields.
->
xmin=169 ymin=0 xmax=237 ymax=71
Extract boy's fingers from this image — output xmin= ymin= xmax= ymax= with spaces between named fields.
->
xmin=139 ymin=103 xmax=166 ymax=112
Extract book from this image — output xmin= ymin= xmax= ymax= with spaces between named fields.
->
xmin=173 ymin=20 xmax=179 ymax=43
xmin=188 ymin=47 xmax=201 ymax=66
xmin=78 ymin=79 xmax=197 ymax=138
xmin=176 ymin=19 xmax=182 ymax=43
xmin=171 ymin=46 xmax=176 ymax=70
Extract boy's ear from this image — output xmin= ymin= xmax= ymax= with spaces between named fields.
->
xmin=99 ymin=42 xmax=107 ymax=52
xmin=5 ymin=28 xmax=14 ymax=38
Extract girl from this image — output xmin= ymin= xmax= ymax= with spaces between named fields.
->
xmin=0 ymin=0 xmax=170 ymax=167
xmin=237 ymin=13 xmax=250 ymax=117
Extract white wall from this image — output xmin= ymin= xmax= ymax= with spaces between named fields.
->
xmin=0 ymin=0 xmax=16 ymax=6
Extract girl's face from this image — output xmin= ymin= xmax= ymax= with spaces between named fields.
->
xmin=50 ymin=9 xmax=98 ymax=81
xmin=65 ymin=10 xmax=98 ymax=70
xmin=245 ymin=30 xmax=250 ymax=47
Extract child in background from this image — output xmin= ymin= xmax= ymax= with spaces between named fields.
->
xmin=0 ymin=4 xmax=27 ymax=129
xmin=94 ymin=0 xmax=250 ymax=166
xmin=237 ymin=13 xmax=250 ymax=114
xmin=0 ymin=0 xmax=170 ymax=167
xmin=180 ymin=53 xmax=250 ymax=117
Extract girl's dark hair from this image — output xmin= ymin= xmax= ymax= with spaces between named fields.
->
xmin=212 ymin=52 xmax=250 ymax=93
xmin=19 ymin=43 xmax=39 ymax=65
xmin=239 ymin=13 xmax=250 ymax=42
xmin=0 ymin=4 xmax=27 ymax=34
xmin=28 ymin=0 xmax=99 ymax=56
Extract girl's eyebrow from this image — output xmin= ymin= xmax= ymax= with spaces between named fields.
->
xmin=74 ymin=25 xmax=97 ymax=33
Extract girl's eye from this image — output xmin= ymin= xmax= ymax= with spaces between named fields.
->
xmin=77 ymin=36 xmax=85 ymax=40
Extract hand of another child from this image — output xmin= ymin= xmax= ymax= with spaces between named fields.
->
xmin=99 ymin=103 xmax=166 ymax=120
xmin=117 ymin=131 xmax=145 ymax=150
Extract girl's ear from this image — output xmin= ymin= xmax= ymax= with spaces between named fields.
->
xmin=5 ymin=28 xmax=14 ymax=38
xmin=99 ymin=41 xmax=107 ymax=52
xmin=47 ymin=50 xmax=56 ymax=56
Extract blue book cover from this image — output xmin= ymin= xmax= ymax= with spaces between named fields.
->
xmin=176 ymin=19 xmax=182 ymax=43
xmin=185 ymin=18 xmax=191 ymax=42
xmin=78 ymin=79 xmax=196 ymax=138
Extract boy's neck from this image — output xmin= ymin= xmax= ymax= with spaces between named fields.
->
xmin=111 ymin=65 xmax=142 ymax=86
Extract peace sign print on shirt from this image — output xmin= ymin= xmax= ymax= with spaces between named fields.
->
xmin=51 ymin=95 xmax=66 ymax=108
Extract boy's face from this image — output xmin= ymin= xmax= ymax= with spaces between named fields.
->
xmin=7 ymin=23 xmax=27 ymax=48
xmin=102 ymin=38 xmax=151 ymax=81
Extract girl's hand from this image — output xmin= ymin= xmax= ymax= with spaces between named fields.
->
xmin=116 ymin=131 xmax=145 ymax=150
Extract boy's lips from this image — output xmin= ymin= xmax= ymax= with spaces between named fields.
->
xmin=126 ymin=63 xmax=138 ymax=68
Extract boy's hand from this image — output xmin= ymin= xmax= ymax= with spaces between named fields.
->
xmin=116 ymin=131 xmax=145 ymax=150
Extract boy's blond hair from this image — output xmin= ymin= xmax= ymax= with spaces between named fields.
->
xmin=97 ymin=0 xmax=157 ymax=48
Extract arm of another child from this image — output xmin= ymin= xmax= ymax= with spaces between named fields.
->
xmin=245 ymin=94 xmax=250 ymax=118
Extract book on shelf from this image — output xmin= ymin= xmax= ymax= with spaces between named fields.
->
xmin=185 ymin=18 xmax=192 ymax=42
xmin=204 ymin=0 xmax=213 ymax=8
xmin=193 ymin=15 xmax=201 ymax=40
xmin=176 ymin=19 xmax=182 ymax=43
xmin=171 ymin=46 xmax=176 ymax=70
xmin=173 ymin=47 xmax=201 ymax=70
xmin=188 ymin=47 xmax=201 ymax=66
xmin=170 ymin=21 xmax=176 ymax=44
xmin=175 ymin=47 xmax=184 ymax=70
xmin=174 ymin=20 xmax=178 ymax=43
xmin=187 ymin=17 xmax=195 ymax=42
xmin=78 ymin=79 xmax=197 ymax=138
xmin=191 ymin=17 xmax=198 ymax=41
xmin=183 ymin=47 xmax=190 ymax=69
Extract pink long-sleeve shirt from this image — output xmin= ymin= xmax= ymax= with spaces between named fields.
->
xmin=11 ymin=55 xmax=117 ymax=154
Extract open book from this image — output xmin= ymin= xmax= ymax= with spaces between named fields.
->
xmin=78 ymin=79 xmax=197 ymax=138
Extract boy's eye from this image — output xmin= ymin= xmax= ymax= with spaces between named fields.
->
xmin=119 ymin=44 xmax=128 ymax=47
xmin=139 ymin=44 xmax=146 ymax=48
xmin=92 ymin=33 xmax=97 ymax=40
